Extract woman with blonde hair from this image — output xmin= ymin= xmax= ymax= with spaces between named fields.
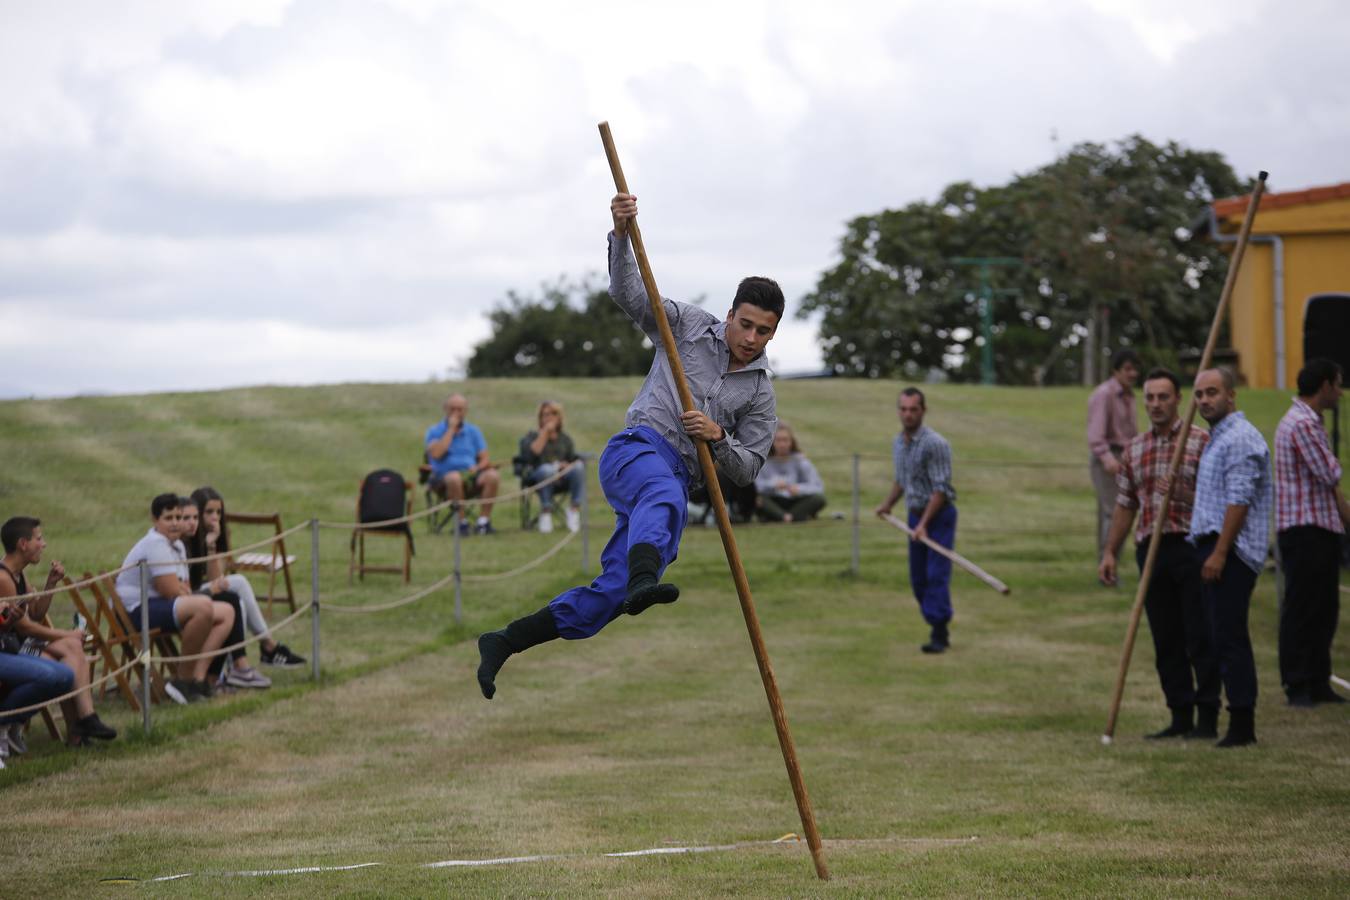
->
xmin=755 ymin=423 xmax=826 ymax=523
xmin=517 ymin=400 xmax=586 ymax=533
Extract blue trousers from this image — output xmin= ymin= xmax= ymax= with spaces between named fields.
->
xmin=549 ymin=427 xmax=689 ymax=639
xmin=908 ymin=504 xmax=957 ymax=626
xmin=0 ymin=651 xmax=74 ymax=725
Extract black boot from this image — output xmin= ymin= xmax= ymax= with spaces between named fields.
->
xmin=476 ymin=606 xmax=559 ymax=700
xmin=1311 ymin=682 xmax=1347 ymax=704
xmin=1145 ymin=704 xmax=1193 ymax=740
xmin=921 ymin=622 xmax=949 ymax=654
xmin=622 ymin=543 xmax=680 ymax=616
xmin=77 ymin=713 xmax=118 ymax=741
xmin=1185 ymin=705 xmax=1219 ymax=740
xmin=1215 ymin=707 xmax=1256 ymax=749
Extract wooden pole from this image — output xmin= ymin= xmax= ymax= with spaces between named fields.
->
xmin=598 ymin=121 xmax=829 ymax=881
xmin=1101 ymin=171 xmax=1268 ymax=744
xmin=881 ymin=513 xmax=1011 ymax=595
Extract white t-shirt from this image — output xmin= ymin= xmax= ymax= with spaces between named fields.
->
xmin=114 ymin=527 xmax=188 ymax=613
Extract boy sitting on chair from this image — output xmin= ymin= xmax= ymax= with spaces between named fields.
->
xmin=476 ymin=191 xmax=781 ymax=698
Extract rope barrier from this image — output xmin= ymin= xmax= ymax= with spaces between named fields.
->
xmin=317 ymin=461 xmax=581 ymax=531
xmin=462 ymin=529 xmax=578 ymax=583
xmin=148 ymin=601 xmax=314 ymax=665
xmin=0 ymin=652 xmax=147 ymax=720
xmin=2 ymin=521 xmax=312 ymax=605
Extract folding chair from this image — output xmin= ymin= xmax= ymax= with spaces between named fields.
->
xmin=349 ymin=469 xmax=414 ymax=584
xmin=65 ymin=576 xmax=141 ymax=712
xmin=418 ymin=453 xmax=458 ymax=535
xmin=512 ymin=455 xmax=542 ymax=531
xmin=86 ymin=572 xmax=175 ymax=704
xmin=225 ymin=511 xmax=298 ymax=616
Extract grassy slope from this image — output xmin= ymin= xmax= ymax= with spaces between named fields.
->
xmin=0 ymin=379 xmax=1346 ymax=898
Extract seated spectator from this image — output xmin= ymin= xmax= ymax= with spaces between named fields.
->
xmin=0 ymin=516 xmax=116 ymax=748
xmin=425 ymin=393 xmax=500 ymax=536
xmin=177 ymin=496 xmax=268 ymax=690
xmin=191 ymin=486 xmax=305 ymax=669
xmin=113 ymin=493 xmax=235 ymax=704
xmin=1 ymin=600 xmax=74 ymax=768
xmin=517 ymin=400 xmax=586 ymax=534
xmin=755 ymin=423 xmax=827 ymax=523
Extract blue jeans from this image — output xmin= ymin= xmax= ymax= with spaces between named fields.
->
xmin=908 ymin=504 xmax=957 ymax=626
xmin=548 ymin=428 xmax=688 ymax=639
xmin=529 ymin=461 xmax=586 ymax=512
xmin=0 ymin=651 xmax=74 ymax=725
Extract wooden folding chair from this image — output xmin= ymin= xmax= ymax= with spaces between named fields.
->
xmin=225 ymin=511 xmax=298 ymax=616
xmin=349 ymin=475 xmax=414 ymax=584
xmin=85 ymin=572 xmax=174 ymax=704
xmin=65 ymin=576 xmax=141 ymax=712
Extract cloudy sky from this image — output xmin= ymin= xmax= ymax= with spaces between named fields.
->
xmin=1 ymin=0 xmax=1346 ymax=398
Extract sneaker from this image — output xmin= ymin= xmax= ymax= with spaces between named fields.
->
xmin=7 ymin=722 xmax=28 ymax=755
xmin=261 ymin=643 xmax=307 ymax=668
xmin=475 ymin=520 xmax=496 ymax=536
xmin=538 ymin=511 xmax=554 ymax=534
xmin=225 ymin=666 xmax=272 ymax=689
xmin=165 ymin=679 xmax=192 ymax=705
xmin=0 ymin=731 xmax=9 ymax=761
xmin=565 ymin=507 xmax=581 ymax=533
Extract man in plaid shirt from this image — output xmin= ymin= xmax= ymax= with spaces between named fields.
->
xmin=1275 ymin=358 xmax=1350 ymax=707
xmin=1188 ymin=367 xmax=1272 ymax=748
xmin=1100 ymin=368 xmax=1219 ymax=740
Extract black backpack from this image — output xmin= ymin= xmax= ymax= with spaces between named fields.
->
xmin=355 ymin=468 xmax=414 ymax=553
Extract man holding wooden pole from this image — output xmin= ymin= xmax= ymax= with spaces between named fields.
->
xmin=475 ymin=192 xmax=781 ymax=699
xmin=1188 ymin=366 xmax=1272 ymax=748
xmin=875 ymin=387 xmax=958 ymax=653
xmin=1099 ymin=368 xmax=1219 ymax=739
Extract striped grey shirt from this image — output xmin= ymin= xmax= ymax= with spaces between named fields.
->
xmin=892 ymin=426 xmax=956 ymax=512
xmin=608 ymin=233 xmax=776 ymax=487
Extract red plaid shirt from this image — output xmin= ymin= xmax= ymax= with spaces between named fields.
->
xmin=1116 ymin=418 xmax=1209 ymax=542
xmin=1274 ymin=398 xmax=1344 ymax=533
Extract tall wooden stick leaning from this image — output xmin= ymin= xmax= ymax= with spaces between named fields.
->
xmin=1101 ymin=171 xmax=1268 ymax=744
xmin=881 ymin=513 xmax=1011 ymax=595
xmin=597 ymin=121 xmax=829 ymax=881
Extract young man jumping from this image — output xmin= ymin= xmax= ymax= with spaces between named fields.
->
xmin=476 ymin=192 xmax=782 ymax=699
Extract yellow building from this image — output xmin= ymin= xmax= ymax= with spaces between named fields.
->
xmin=1205 ymin=181 xmax=1350 ymax=388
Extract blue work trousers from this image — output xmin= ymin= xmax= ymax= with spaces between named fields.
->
xmin=549 ymin=427 xmax=689 ymax=639
xmin=908 ymin=503 xmax=957 ymax=626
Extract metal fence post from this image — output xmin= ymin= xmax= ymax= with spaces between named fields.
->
xmin=453 ymin=515 xmax=463 ymax=625
xmin=851 ymin=453 xmax=861 ymax=576
xmin=310 ymin=518 xmax=321 ymax=682
xmin=139 ymin=561 xmax=151 ymax=735
xmin=581 ymin=461 xmax=590 ymax=575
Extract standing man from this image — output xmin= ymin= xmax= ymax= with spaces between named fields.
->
xmin=1088 ymin=349 xmax=1142 ymax=563
xmin=474 ymin=191 xmax=781 ymax=699
xmin=1099 ymin=369 xmax=1219 ymax=739
xmin=425 ymin=393 xmax=501 ymax=536
xmin=1275 ymin=358 xmax=1350 ymax=707
xmin=876 ymin=387 xmax=958 ymax=654
xmin=1188 ymin=367 xmax=1272 ymax=748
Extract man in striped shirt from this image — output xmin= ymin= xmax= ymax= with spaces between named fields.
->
xmin=1275 ymin=358 xmax=1350 ymax=707
xmin=1100 ymin=368 xmax=1219 ymax=739
xmin=1188 ymin=367 xmax=1273 ymax=748
xmin=876 ymin=388 xmax=957 ymax=654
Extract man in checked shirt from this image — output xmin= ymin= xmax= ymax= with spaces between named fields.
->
xmin=475 ymin=192 xmax=781 ymax=699
xmin=1099 ymin=368 xmax=1219 ymax=739
xmin=1275 ymin=358 xmax=1350 ymax=708
xmin=876 ymin=388 xmax=958 ymax=654
xmin=1189 ymin=367 xmax=1273 ymax=748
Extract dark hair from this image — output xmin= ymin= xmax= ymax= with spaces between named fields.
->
xmin=151 ymin=493 xmax=180 ymax=518
xmin=731 ymin=276 xmax=785 ymax=321
xmin=1297 ymin=358 xmax=1343 ymax=397
xmin=191 ymin=487 xmax=230 ymax=553
xmin=1 ymin=516 xmax=40 ymax=554
xmin=1142 ymin=367 xmax=1181 ymax=396
xmin=1110 ymin=349 xmax=1142 ymax=372
xmin=900 ymin=386 xmax=926 ymax=409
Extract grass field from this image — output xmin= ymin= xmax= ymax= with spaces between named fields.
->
xmin=1 ymin=378 xmax=1347 ymax=897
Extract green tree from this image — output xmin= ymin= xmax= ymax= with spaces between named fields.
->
xmin=466 ymin=278 xmax=654 ymax=377
xmin=800 ymin=136 xmax=1246 ymax=384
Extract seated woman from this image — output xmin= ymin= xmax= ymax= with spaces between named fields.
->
xmin=1 ymin=600 xmax=75 ymax=765
xmin=517 ymin=400 xmax=585 ymax=534
xmin=191 ymin=487 xmax=306 ymax=669
xmin=755 ymin=423 xmax=827 ymax=523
